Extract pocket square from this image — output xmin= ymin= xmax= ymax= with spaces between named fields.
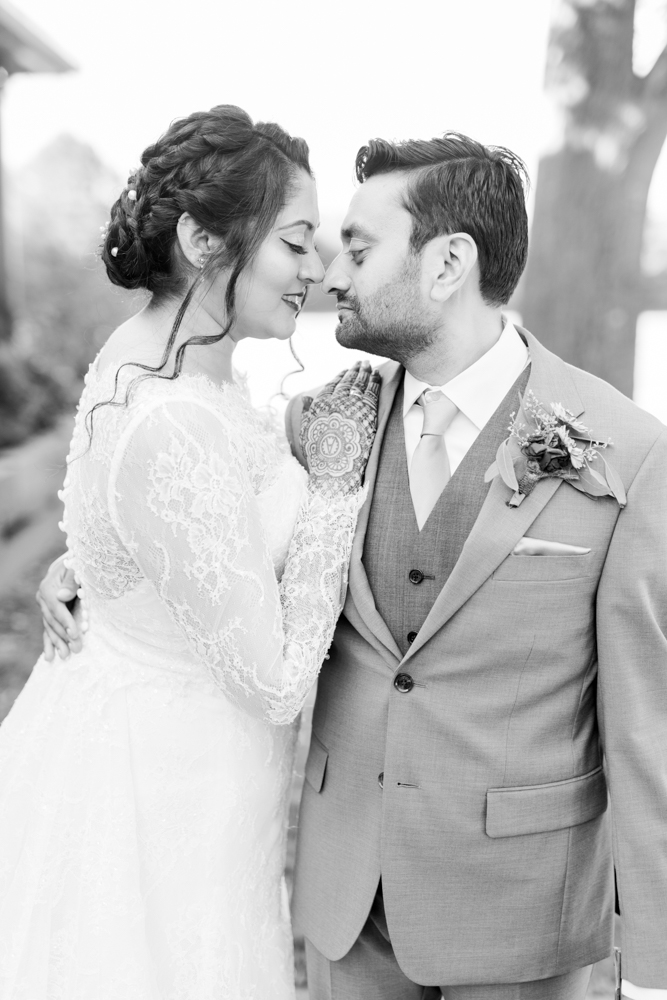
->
xmin=512 ymin=536 xmax=591 ymax=557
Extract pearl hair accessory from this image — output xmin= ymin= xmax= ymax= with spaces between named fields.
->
xmin=127 ymin=190 xmax=137 ymax=201
xmin=111 ymin=247 xmax=119 ymax=257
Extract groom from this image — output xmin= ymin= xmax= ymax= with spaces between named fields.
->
xmin=285 ymin=134 xmax=667 ymax=999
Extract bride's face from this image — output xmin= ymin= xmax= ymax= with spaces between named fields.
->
xmin=209 ymin=171 xmax=324 ymax=343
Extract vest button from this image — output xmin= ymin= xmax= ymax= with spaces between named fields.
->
xmin=407 ymin=631 xmax=418 ymax=644
xmin=378 ymin=771 xmax=384 ymax=790
xmin=394 ymin=672 xmax=414 ymax=693
xmin=409 ymin=569 xmax=424 ymax=585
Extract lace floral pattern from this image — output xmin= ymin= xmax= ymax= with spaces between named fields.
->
xmin=0 ymin=358 xmax=364 ymax=998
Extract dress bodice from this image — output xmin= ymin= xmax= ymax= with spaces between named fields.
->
xmin=62 ymin=362 xmax=307 ymax=597
xmin=58 ymin=359 xmax=360 ymax=725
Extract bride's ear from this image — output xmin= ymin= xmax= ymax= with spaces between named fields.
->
xmin=176 ymin=213 xmax=221 ymax=271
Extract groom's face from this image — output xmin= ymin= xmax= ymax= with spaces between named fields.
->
xmin=323 ymin=173 xmax=438 ymax=365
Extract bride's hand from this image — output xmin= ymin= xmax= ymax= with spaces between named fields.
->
xmin=299 ymin=361 xmax=381 ymax=498
xmin=36 ymin=555 xmax=84 ymax=661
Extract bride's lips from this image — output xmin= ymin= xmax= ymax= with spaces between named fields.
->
xmin=282 ymin=292 xmax=306 ymax=312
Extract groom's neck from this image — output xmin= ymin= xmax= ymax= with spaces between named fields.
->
xmin=405 ymin=304 xmax=504 ymax=387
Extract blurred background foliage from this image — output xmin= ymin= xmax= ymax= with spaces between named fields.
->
xmin=0 ymin=135 xmax=140 ymax=447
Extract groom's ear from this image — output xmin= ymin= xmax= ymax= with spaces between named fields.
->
xmin=427 ymin=233 xmax=478 ymax=303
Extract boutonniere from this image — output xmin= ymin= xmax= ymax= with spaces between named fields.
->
xmin=485 ymin=391 xmax=626 ymax=509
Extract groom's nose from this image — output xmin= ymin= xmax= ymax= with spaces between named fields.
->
xmin=322 ymin=252 xmax=351 ymax=297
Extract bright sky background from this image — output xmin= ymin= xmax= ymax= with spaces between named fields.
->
xmin=3 ymin=0 xmax=556 ymax=237
xmin=4 ymin=0 xmax=667 ymax=235
xmin=2 ymin=0 xmax=667 ymax=417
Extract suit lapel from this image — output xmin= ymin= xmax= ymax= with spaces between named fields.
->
xmin=344 ymin=361 xmax=404 ymax=665
xmin=402 ymin=329 xmax=586 ymax=664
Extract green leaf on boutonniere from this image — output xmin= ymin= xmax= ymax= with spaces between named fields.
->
xmin=495 ymin=438 xmax=519 ymax=491
xmin=601 ymin=455 xmax=627 ymax=508
xmin=569 ymin=464 xmax=612 ymax=497
xmin=588 ymin=467 xmax=610 ymax=488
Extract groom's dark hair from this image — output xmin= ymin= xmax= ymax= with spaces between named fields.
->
xmin=355 ymin=132 xmax=529 ymax=307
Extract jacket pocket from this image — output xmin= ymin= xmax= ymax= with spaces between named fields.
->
xmin=486 ymin=765 xmax=607 ymax=838
xmin=493 ymin=552 xmax=594 ymax=581
xmin=304 ymin=732 xmax=329 ymax=793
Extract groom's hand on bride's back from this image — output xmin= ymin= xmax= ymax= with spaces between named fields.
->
xmin=36 ymin=555 xmax=84 ymax=661
xmin=298 ymin=360 xmax=381 ymax=498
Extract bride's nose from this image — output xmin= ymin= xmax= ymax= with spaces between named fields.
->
xmin=298 ymin=250 xmax=326 ymax=286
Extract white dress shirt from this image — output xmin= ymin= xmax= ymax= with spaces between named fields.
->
xmin=403 ymin=320 xmax=662 ymax=999
xmin=403 ymin=320 xmax=528 ymax=471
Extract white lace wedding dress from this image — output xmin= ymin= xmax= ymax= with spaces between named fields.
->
xmin=0 ymin=360 xmax=363 ymax=1000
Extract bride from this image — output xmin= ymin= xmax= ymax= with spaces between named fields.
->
xmin=0 ymin=105 xmax=379 ymax=999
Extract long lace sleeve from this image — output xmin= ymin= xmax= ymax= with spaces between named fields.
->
xmin=108 ymin=395 xmax=364 ymax=724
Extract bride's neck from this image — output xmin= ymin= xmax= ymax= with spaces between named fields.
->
xmin=139 ymin=294 xmax=238 ymax=386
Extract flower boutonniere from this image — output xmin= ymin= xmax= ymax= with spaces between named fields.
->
xmin=484 ymin=391 xmax=626 ymax=509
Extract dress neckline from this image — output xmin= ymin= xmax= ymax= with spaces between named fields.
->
xmin=87 ymin=352 xmax=247 ymax=403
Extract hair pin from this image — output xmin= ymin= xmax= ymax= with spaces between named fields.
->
xmin=127 ymin=190 xmax=137 ymax=201
xmin=111 ymin=247 xmax=119 ymax=257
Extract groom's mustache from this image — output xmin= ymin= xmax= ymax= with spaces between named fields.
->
xmin=336 ymin=294 xmax=361 ymax=313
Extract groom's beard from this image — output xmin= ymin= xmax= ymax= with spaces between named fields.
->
xmin=334 ymin=271 xmax=438 ymax=366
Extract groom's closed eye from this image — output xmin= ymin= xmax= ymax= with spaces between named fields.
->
xmin=346 ymin=238 xmax=371 ymax=263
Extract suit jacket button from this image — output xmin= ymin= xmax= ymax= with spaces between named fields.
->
xmin=407 ymin=631 xmax=418 ymax=644
xmin=378 ymin=772 xmax=384 ymax=789
xmin=409 ymin=569 xmax=424 ymax=585
xmin=394 ymin=672 xmax=414 ymax=693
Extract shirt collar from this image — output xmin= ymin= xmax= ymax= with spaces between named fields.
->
xmin=403 ymin=321 xmax=529 ymax=430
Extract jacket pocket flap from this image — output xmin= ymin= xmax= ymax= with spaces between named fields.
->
xmin=486 ymin=765 xmax=607 ymax=838
xmin=304 ymin=732 xmax=329 ymax=793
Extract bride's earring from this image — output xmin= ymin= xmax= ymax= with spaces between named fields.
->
xmin=198 ymin=251 xmax=210 ymax=270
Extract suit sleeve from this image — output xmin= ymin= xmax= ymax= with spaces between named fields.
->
xmin=596 ymin=426 xmax=667 ymax=987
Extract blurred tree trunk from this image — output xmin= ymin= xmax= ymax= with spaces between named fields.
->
xmin=0 ymin=70 xmax=11 ymax=342
xmin=522 ymin=0 xmax=667 ymax=397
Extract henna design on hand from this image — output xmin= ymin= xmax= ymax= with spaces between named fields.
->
xmin=299 ymin=361 xmax=381 ymax=498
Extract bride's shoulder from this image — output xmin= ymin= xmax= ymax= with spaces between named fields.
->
xmin=125 ymin=372 xmax=248 ymax=436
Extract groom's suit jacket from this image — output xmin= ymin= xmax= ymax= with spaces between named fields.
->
xmin=285 ymin=329 xmax=667 ymax=988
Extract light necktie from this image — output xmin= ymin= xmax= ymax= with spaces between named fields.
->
xmin=409 ymin=389 xmax=459 ymax=530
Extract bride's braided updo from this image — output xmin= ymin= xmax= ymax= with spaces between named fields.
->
xmin=102 ymin=104 xmax=311 ymax=296
xmin=85 ymin=106 xmax=312 ymax=443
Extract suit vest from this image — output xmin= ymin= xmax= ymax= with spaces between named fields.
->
xmin=363 ymin=366 xmax=531 ymax=656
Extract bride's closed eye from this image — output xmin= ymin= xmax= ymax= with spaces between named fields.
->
xmin=281 ymin=238 xmax=308 ymax=256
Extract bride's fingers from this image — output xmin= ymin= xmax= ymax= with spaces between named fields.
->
xmin=36 ymin=594 xmax=69 ymax=644
xmin=44 ymin=620 xmax=70 ymax=660
xmin=365 ymin=369 xmax=382 ymax=400
xmin=36 ymin=593 xmax=75 ymax=644
xmin=350 ymin=361 xmax=372 ymax=396
xmin=331 ymin=362 xmax=362 ymax=397
xmin=43 ymin=630 xmax=55 ymax=662
xmin=318 ymin=370 xmax=348 ymax=399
